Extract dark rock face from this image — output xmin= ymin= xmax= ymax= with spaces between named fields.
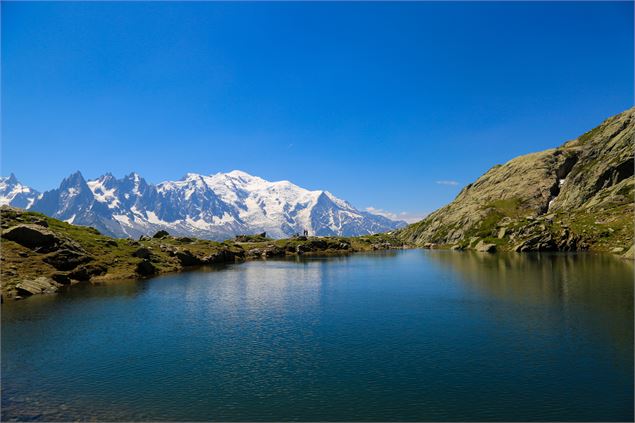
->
xmin=43 ymin=249 xmax=93 ymax=271
xmin=2 ymin=225 xmax=61 ymax=253
xmin=175 ymin=250 xmax=203 ymax=266
xmin=135 ymin=259 xmax=157 ymax=276
xmin=69 ymin=264 xmax=107 ymax=281
xmin=204 ymin=249 xmax=239 ymax=263
xmin=153 ymin=230 xmax=170 ymax=239
xmin=51 ymin=273 xmax=72 ymax=285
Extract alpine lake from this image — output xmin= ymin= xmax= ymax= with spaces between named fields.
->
xmin=2 ymin=250 xmax=633 ymax=421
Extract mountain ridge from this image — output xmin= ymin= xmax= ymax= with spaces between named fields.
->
xmin=0 ymin=171 xmax=406 ymax=240
xmin=397 ymin=107 xmax=635 ymax=255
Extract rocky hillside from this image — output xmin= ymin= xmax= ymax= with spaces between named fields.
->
xmin=0 ymin=206 xmax=406 ymax=300
xmin=398 ymin=107 xmax=634 ymax=255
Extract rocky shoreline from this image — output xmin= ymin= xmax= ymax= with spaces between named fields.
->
xmin=0 ymin=207 xmax=408 ymax=300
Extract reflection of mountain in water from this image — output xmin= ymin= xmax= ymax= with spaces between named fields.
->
xmin=425 ymin=250 xmax=634 ymax=353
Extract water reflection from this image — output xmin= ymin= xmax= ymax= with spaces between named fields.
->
xmin=2 ymin=250 xmax=633 ymax=422
xmin=425 ymin=250 xmax=634 ymax=354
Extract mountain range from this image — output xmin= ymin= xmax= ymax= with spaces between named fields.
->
xmin=0 ymin=171 xmax=406 ymax=240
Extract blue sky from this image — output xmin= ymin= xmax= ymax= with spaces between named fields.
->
xmin=2 ymin=1 xmax=633 ymax=221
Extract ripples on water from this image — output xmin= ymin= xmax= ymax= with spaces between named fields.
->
xmin=2 ymin=251 xmax=633 ymax=421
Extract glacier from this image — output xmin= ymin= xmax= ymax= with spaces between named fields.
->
xmin=1 ymin=171 xmax=406 ymax=240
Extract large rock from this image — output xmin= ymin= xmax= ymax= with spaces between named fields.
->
xmin=475 ymin=241 xmax=497 ymax=253
xmin=43 ymin=249 xmax=93 ymax=271
xmin=175 ymin=250 xmax=204 ymax=266
xmin=153 ymin=230 xmax=170 ymax=239
xmin=136 ymin=259 xmax=157 ymax=276
xmin=2 ymin=225 xmax=62 ymax=253
xmin=16 ymin=277 xmax=60 ymax=296
xmin=68 ymin=263 xmax=107 ymax=281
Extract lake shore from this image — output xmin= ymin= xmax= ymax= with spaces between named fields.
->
xmin=0 ymin=206 xmax=409 ymax=300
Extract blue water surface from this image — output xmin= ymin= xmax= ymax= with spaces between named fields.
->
xmin=2 ymin=250 xmax=633 ymax=421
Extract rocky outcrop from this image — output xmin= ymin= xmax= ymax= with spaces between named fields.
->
xmin=68 ymin=263 xmax=107 ymax=281
xmin=398 ymin=107 xmax=634 ymax=253
xmin=3 ymin=225 xmax=65 ymax=253
xmin=174 ymin=250 xmax=204 ymax=266
xmin=475 ymin=241 xmax=496 ymax=253
xmin=136 ymin=259 xmax=157 ymax=276
xmin=43 ymin=249 xmax=93 ymax=271
xmin=16 ymin=277 xmax=61 ymax=296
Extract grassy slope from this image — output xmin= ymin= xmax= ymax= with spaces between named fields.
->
xmin=397 ymin=108 xmax=634 ymax=254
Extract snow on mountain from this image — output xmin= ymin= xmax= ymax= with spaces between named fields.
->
xmin=0 ymin=174 xmax=40 ymax=209
xmin=4 ymin=171 xmax=407 ymax=239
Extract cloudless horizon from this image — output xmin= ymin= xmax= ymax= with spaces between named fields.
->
xmin=2 ymin=1 xmax=633 ymax=221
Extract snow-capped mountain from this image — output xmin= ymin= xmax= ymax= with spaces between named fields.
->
xmin=0 ymin=174 xmax=39 ymax=209
xmin=2 ymin=171 xmax=406 ymax=239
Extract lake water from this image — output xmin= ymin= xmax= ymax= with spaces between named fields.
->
xmin=2 ymin=250 xmax=633 ymax=421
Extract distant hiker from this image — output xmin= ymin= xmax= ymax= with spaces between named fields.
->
xmin=303 ymin=229 xmax=308 ymax=236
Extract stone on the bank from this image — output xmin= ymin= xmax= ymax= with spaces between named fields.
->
xmin=16 ymin=277 xmax=60 ymax=296
xmin=475 ymin=241 xmax=497 ymax=253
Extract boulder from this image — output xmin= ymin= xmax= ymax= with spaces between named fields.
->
xmin=16 ymin=277 xmax=60 ymax=296
xmin=262 ymin=245 xmax=285 ymax=258
xmin=295 ymin=240 xmax=328 ymax=254
xmin=2 ymin=225 xmax=61 ymax=253
xmin=175 ymin=250 xmax=204 ymax=266
xmin=68 ymin=263 xmax=107 ymax=281
xmin=203 ymin=249 xmax=239 ymax=263
xmin=475 ymin=241 xmax=497 ymax=253
xmin=43 ymin=249 xmax=93 ymax=271
xmin=51 ymin=273 xmax=72 ymax=285
xmin=136 ymin=259 xmax=157 ymax=276
xmin=153 ymin=230 xmax=170 ymax=239
xmin=246 ymin=248 xmax=263 ymax=258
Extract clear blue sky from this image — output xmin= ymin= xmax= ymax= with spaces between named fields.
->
xmin=2 ymin=1 xmax=633 ymax=221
